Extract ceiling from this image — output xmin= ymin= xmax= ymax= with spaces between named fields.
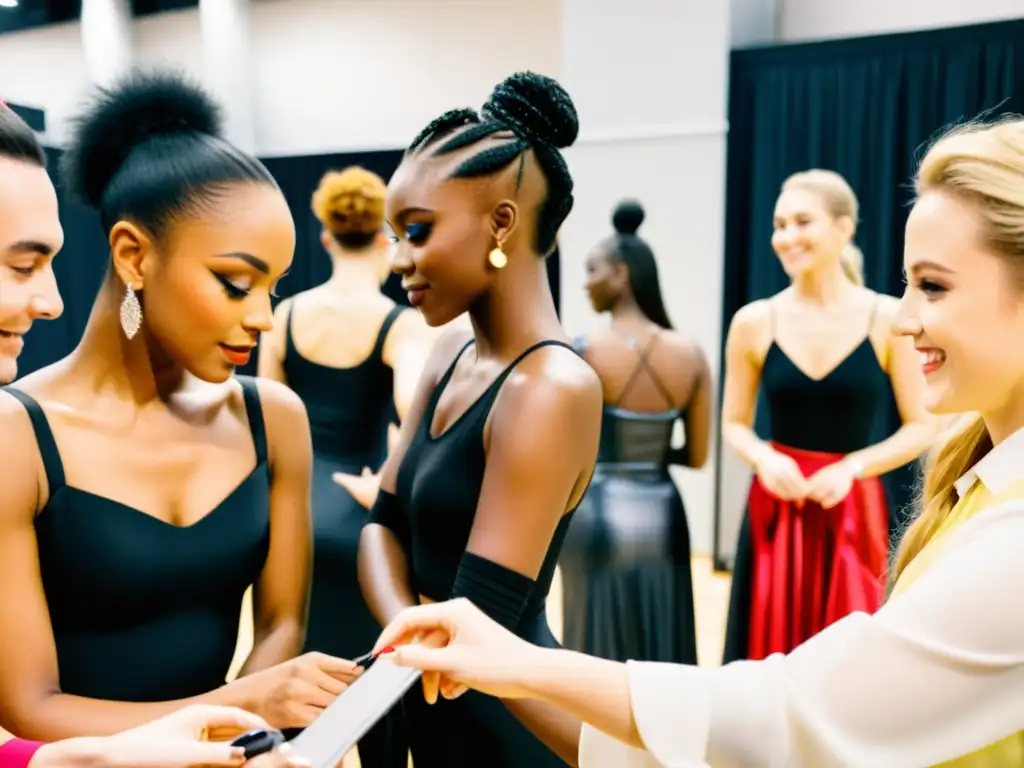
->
xmin=0 ymin=0 xmax=199 ymax=36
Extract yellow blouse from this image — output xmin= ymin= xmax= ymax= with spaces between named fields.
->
xmin=891 ymin=477 xmax=1024 ymax=767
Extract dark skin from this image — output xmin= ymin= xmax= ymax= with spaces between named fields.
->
xmin=357 ymin=131 xmax=603 ymax=766
xmin=582 ymin=245 xmax=711 ymax=467
xmin=0 ymin=182 xmax=360 ymax=741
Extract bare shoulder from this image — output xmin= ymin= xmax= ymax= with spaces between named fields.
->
xmin=726 ymin=298 xmax=774 ymax=361
xmin=249 ymin=376 xmax=308 ymax=429
xmin=658 ymin=328 xmax=708 ymax=361
xmin=0 ymin=389 xmax=44 ymax=515
xmin=499 ymin=342 xmax=603 ymax=422
xmin=0 ymin=388 xmax=37 ymax=439
xmin=729 ymin=297 xmax=772 ymax=333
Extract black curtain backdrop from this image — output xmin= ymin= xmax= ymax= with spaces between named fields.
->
xmin=17 ymin=147 xmax=562 ymax=379
xmin=714 ymin=18 xmax=1024 ymax=567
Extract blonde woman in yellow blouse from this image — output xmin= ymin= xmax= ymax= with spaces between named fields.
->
xmin=366 ymin=117 xmax=1024 ymax=767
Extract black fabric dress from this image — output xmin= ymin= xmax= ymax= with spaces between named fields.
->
xmin=558 ymin=336 xmax=698 ymax=665
xmin=394 ymin=339 xmax=578 ymax=767
xmin=2 ymin=377 xmax=270 ymax=702
xmin=281 ymin=304 xmax=408 ymax=767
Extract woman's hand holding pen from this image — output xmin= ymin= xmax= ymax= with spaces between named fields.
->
xmin=233 ymin=652 xmax=362 ymax=729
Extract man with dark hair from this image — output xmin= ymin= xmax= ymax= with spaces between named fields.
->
xmin=0 ymin=104 xmax=47 ymax=167
xmin=0 ymin=104 xmax=62 ymax=384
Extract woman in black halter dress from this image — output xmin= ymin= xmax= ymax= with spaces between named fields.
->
xmin=559 ymin=201 xmax=711 ymax=666
xmin=356 ymin=72 xmax=603 ymax=767
xmin=258 ymin=166 xmax=431 ymax=767
xmin=0 ymin=71 xmax=358 ymax=741
xmin=720 ymin=169 xmax=935 ymax=662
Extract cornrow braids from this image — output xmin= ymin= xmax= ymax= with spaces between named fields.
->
xmin=407 ymin=108 xmax=480 ymax=153
xmin=406 ymin=72 xmax=580 ymax=255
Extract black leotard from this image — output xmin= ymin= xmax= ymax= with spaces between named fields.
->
xmin=3 ymin=377 xmax=270 ymax=702
xmin=394 ymin=339 xmax=577 ymax=767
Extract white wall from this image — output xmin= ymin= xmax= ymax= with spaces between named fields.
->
xmin=0 ymin=21 xmax=90 ymax=146
xmin=0 ymin=0 xmax=562 ymax=153
xmin=779 ymin=0 xmax=1022 ymax=41
xmin=134 ymin=0 xmax=564 ymax=156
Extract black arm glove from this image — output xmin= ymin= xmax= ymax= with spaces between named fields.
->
xmin=450 ymin=552 xmax=536 ymax=630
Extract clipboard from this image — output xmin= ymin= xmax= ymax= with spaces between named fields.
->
xmin=289 ymin=656 xmax=422 ymax=768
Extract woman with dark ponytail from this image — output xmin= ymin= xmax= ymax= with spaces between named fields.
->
xmin=357 ymin=71 xmax=602 ymax=767
xmin=0 ymin=70 xmax=360 ymax=742
xmin=559 ymin=200 xmax=710 ymax=668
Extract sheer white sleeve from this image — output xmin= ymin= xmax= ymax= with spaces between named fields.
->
xmin=578 ymin=503 xmax=1024 ymax=768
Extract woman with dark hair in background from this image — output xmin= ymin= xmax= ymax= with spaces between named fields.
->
xmin=720 ymin=169 xmax=935 ymax=663
xmin=356 ymin=71 xmax=603 ymax=767
xmin=258 ymin=165 xmax=432 ymax=768
xmin=0 ymin=71 xmax=359 ymax=743
xmin=559 ymin=200 xmax=710 ymax=667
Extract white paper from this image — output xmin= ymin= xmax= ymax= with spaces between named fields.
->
xmin=289 ymin=658 xmax=422 ymax=768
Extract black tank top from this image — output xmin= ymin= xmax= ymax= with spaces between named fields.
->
xmin=2 ymin=377 xmax=271 ymax=702
xmin=761 ymin=300 xmax=891 ymax=454
xmin=395 ymin=339 xmax=576 ymax=623
xmin=283 ymin=303 xmax=404 ymax=469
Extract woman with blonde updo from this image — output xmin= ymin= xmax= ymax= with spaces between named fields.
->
xmin=258 ymin=166 xmax=431 ymax=767
xmin=721 ymin=168 xmax=936 ymax=663
xmin=368 ymin=119 xmax=1024 ymax=767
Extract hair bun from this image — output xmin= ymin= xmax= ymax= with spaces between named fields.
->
xmin=483 ymin=71 xmax=579 ymax=150
xmin=61 ymin=69 xmax=222 ymax=207
xmin=311 ymin=166 xmax=386 ymax=236
xmin=612 ymin=200 xmax=644 ymax=235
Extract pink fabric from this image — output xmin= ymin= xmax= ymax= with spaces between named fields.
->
xmin=0 ymin=739 xmax=45 ymax=768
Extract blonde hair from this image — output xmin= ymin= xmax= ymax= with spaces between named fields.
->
xmin=311 ymin=166 xmax=386 ymax=244
xmin=782 ymin=169 xmax=864 ymax=285
xmin=890 ymin=118 xmax=1024 ymax=587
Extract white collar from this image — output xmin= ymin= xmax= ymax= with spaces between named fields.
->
xmin=953 ymin=423 xmax=1024 ymax=498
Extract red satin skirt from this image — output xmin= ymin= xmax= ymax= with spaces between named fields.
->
xmin=746 ymin=441 xmax=889 ymax=660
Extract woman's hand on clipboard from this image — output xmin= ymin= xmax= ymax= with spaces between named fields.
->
xmin=373 ymin=598 xmax=541 ymax=701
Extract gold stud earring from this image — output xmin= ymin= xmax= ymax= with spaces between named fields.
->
xmin=488 ymin=247 xmax=508 ymax=269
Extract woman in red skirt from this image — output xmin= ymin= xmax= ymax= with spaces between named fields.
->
xmin=721 ymin=169 xmax=936 ymax=662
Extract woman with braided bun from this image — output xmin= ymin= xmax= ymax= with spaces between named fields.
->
xmin=258 ymin=165 xmax=432 ymax=768
xmin=357 ymin=71 xmax=602 ymax=766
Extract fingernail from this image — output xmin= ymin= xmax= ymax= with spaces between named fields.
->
xmin=375 ymin=646 xmax=395 ymax=656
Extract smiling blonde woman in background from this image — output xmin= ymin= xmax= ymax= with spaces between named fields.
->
xmin=720 ymin=168 xmax=935 ymax=664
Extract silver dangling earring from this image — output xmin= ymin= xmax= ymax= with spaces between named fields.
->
xmin=120 ymin=285 xmax=143 ymax=340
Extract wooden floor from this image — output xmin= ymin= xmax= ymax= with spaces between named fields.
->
xmin=230 ymin=559 xmax=732 ymax=767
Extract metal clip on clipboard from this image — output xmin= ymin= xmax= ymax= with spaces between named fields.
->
xmin=289 ymin=653 xmax=422 ymax=768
